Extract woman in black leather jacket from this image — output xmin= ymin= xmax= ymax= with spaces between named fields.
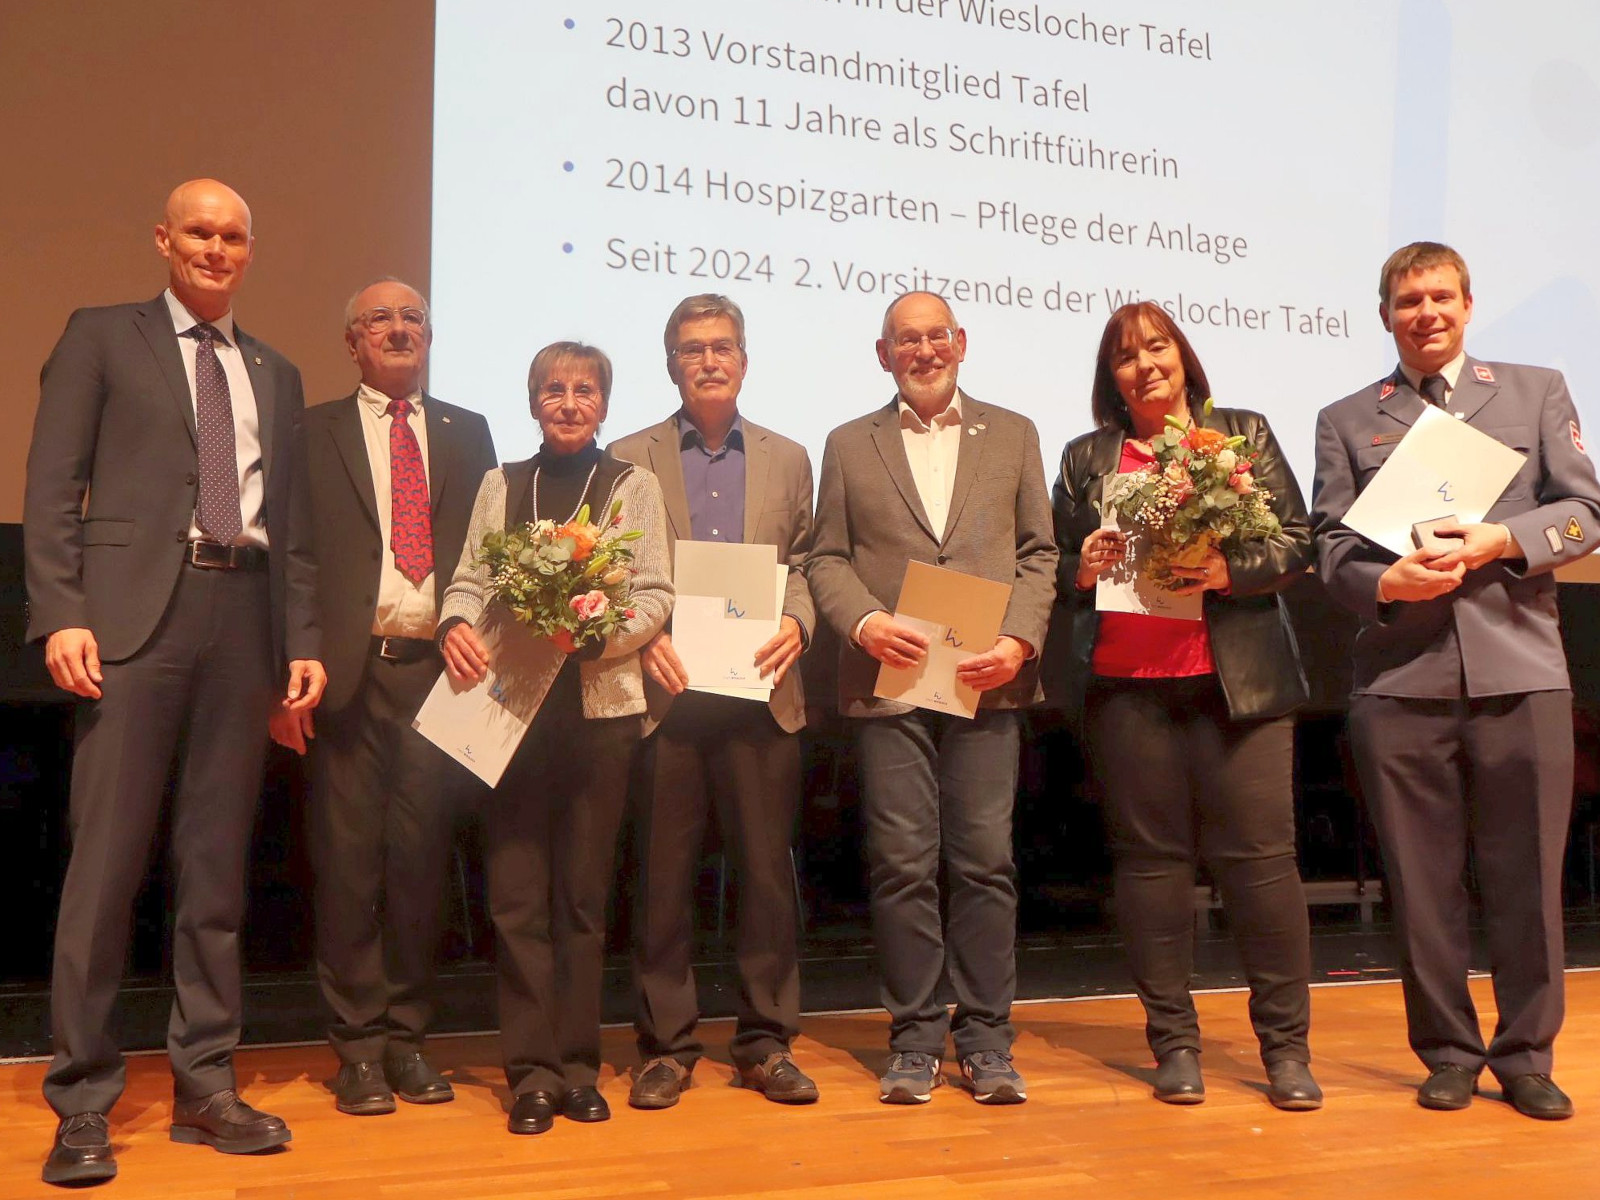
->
xmin=1050 ymin=302 xmax=1321 ymax=1111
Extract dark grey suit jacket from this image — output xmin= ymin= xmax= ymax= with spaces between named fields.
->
xmin=609 ymin=413 xmax=815 ymax=733
xmin=807 ymin=392 xmax=1058 ymax=718
xmin=303 ymin=391 xmax=496 ymax=713
xmin=24 ymin=294 xmax=317 ymax=672
xmin=1311 ymin=357 xmax=1600 ymax=697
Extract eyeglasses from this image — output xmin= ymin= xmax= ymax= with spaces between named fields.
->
xmin=355 ymin=306 xmax=428 ymax=332
xmin=890 ymin=327 xmax=956 ymax=354
xmin=671 ymin=340 xmax=743 ymax=363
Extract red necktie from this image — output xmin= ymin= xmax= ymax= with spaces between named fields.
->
xmin=387 ymin=398 xmax=433 ymax=584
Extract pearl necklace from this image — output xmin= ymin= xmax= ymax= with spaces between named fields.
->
xmin=531 ymin=458 xmax=600 ymax=525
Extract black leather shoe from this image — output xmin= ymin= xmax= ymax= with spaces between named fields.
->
xmin=738 ymin=1052 xmax=820 ymax=1104
xmin=1266 ymin=1060 xmax=1324 ymax=1111
xmin=1503 ymin=1073 xmax=1574 ymax=1120
xmin=170 ymin=1089 xmax=292 ymax=1153
xmin=508 ymin=1091 xmax=557 ymax=1135
xmin=42 ymin=1112 xmax=116 ymax=1186
xmin=1417 ymin=1063 xmax=1478 ymax=1111
xmin=559 ymin=1085 xmax=611 ymax=1122
xmin=1153 ymin=1049 xmax=1205 ymax=1104
xmin=384 ymin=1050 xmax=454 ymax=1105
xmin=333 ymin=1061 xmax=395 ymax=1116
xmin=629 ymin=1057 xmax=690 ymax=1110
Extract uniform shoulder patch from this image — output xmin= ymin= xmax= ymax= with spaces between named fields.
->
xmin=1566 ymin=517 xmax=1585 ymax=542
xmin=1472 ymin=363 xmax=1496 ymax=383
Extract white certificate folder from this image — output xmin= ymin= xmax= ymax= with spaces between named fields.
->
xmin=412 ymin=606 xmax=565 ymax=788
xmin=873 ymin=560 xmax=1012 ymax=719
xmin=672 ymin=540 xmax=787 ymax=699
xmin=1341 ymin=404 xmax=1527 ymax=557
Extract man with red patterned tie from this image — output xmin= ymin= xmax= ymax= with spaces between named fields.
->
xmin=287 ymin=279 xmax=495 ymax=1117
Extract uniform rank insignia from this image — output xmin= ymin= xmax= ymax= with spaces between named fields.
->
xmin=1371 ymin=433 xmax=1404 ymax=446
xmin=1378 ymin=380 xmax=1396 ymax=400
xmin=1572 ymin=420 xmax=1586 ymax=453
xmin=1472 ymin=364 xmax=1495 ymax=383
xmin=1565 ymin=517 xmax=1585 ymax=542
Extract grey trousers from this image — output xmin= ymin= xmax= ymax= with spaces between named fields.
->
xmin=854 ymin=707 xmax=1020 ymax=1058
xmin=1350 ymin=689 xmax=1572 ymax=1082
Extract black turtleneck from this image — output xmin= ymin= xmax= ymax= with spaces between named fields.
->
xmin=523 ymin=441 xmax=604 ymax=526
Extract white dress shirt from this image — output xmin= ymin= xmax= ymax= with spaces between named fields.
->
xmin=852 ymin=391 xmax=966 ymax=644
xmin=898 ymin=392 xmax=965 ymax=539
xmin=356 ymin=383 xmax=437 ymax=637
xmin=163 ymin=289 xmax=266 ymax=548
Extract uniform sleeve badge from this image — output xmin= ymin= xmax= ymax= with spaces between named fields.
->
xmin=1572 ymin=420 xmax=1586 ymax=453
xmin=1566 ymin=517 xmax=1585 ymax=542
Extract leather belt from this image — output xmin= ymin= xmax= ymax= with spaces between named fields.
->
xmin=372 ymin=635 xmax=435 ymax=663
xmin=186 ymin=540 xmax=266 ymax=571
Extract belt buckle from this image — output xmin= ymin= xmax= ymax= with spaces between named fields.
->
xmin=378 ymin=636 xmax=401 ymax=661
xmin=188 ymin=541 xmax=231 ymax=570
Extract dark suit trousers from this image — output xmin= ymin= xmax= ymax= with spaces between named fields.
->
xmin=1084 ymin=677 xmax=1312 ymax=1064
xmin=489 ymin=665 xmax=638 ymax=1096
xmin=1350 ymin=690 xmax=1571 ymax=1081
xmin=312 ymin=647 xmax=475 ymax=1064
xmin=633 ymin=691 xmax=802 ymax=1071
xmin=44 ymin=564 xmax=274 ymax=1117
xmin=854 ymin=708 xmax=1020 ymax=1057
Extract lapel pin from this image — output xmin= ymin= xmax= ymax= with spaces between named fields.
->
xmin=253 ymin=356 xmax=262 ymax=365
xmin=442 ymin=415 xmax=451 ymax=423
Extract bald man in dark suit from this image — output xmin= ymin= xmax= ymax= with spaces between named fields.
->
xmin=24 ymin=179 xmax=324 ymax=1186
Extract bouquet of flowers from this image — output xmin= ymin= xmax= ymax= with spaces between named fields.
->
xmin=1099 ymin=401 xmax=1282 ymax=590
xmin=473 ymin=500 xmax=642 ymax=647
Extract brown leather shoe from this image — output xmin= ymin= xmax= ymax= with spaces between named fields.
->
xmin=333 ymin=1061 xmax=395 ymax=1116
xmin=170 ymin=1089 xmax=291 ymax=1153
xmin=1265 ymin=1060 xmax=1323 ymax=1111
xmin=738 ymin=1051 xmax=820 ymax=1104
xmin=42 ymin=1112 xmax=116 ymax=1186
xmin=629 ymin=1057 xmax=691 ymax=1109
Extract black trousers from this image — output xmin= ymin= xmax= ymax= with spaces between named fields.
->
xmin=489 ymin=665 xmax=639 ymax=1096
xmin=1085 ymin=676 xmax=1312 ymax=1065
xmin=632 ymin=691 xmax=802 ymax=1071
xmin=44 ymin=563 xmax=275 ymax=1117
xmin=1350 ymin=690 xmax=1571 ymax=1082
xmin=311 ymin=645 xmax=478 ymax=1065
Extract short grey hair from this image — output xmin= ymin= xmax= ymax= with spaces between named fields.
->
xmin=662 ymin=293 xmax=746 ymax=354
xmin=343 ymin=276 xmax=430 ymax=329
xmin=527 ymin=341 xmax=614 ymax=403
xmin=880 ymin=291 xmax=958 ymax=341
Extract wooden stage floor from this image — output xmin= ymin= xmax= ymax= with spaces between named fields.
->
xmin=3 ymin=972 xmax=1597 ymax=1199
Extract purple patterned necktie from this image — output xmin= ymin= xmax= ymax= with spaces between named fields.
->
xmin=387 ymin=398 xmax=434 ymax=583
xmin=192 ymin=323 xmax=242 ymax=543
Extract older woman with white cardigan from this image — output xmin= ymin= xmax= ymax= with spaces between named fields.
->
xmin=438 ymin=341 xmax=672 ymax=1135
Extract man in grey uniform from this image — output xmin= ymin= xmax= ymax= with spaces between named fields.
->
xmin=1311 ymin=241 xmax=1600 ymax=1119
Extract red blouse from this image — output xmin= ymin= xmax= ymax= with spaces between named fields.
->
xmin=1089 ymin=440 xmax=1216 ymax=679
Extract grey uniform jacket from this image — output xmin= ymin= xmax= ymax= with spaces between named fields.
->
xmin=24 ymin=294 xmax=318 ymax=672
xmin=438 ymin=459 xmax=674 ymax=719
xmin=609 ymin=414 xmax=815 ymax=734
xmin=806 ymin=392 xmax=1059 ymax=718
xmin=1310 ymin=357 xmax=1600 ymax=697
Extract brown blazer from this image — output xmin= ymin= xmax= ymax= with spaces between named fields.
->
xmin=806 ymin=392 xmax=1058 ymax=718
xmin=608 ymin=413 xmax=815 ymax=733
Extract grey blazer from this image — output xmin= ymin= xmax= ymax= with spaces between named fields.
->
xmin=806 ymin=392 xmax=1059 ymax=717
xmin=1311 ymin=357 xmax=1600 ymax=697
xmin=439 ymin=460 xmax=674 ymax=719
xmin=609 ymin=413 xmax=815 ymax=733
